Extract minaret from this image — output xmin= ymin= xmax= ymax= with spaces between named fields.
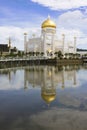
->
xmin=24 ymin=33 xmax=27 ymax=54
xmin=68 ymin=42 xmax=69 ymax=53
xmin=74 ymin=36 xmax=76 ymax=53
xmin=8 ymin=37 xmax=11 ymax=53
xmin=62 ymin=34 xmax=65 ymax=55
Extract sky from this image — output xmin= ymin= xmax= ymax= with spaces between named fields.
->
xmin=0 ymin=0 xmax=87 ymax=50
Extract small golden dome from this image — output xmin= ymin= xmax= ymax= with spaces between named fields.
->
xmin=41 ymin=93 xmax=56 ymax=104
xmin=41 ymin=17 xmax=56 ymax=28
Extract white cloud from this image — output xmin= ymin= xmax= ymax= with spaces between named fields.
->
xmin=57 ymin=10 xmax=87 ymax=31
xmin=30 ymin=107 xmax=87 ymax=129
xmin=0 ymin=69 xmax=24 ymax=90
xmin=55 ymin=10 xmax=87 ymax=48
xmin=0 ymin=26 xmax=41 ymax=50
xmin=31 ymin=0 xmax=87 ymax=10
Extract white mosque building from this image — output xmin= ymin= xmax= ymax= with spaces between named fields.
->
xmin=24 ymin=16 xmax=77 ymax=58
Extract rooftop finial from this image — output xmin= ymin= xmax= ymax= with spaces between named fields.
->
xmin=48 ymin=14 xmax=50 ymax=19
xmin=24 ymin=32 xmax=27 ymax=35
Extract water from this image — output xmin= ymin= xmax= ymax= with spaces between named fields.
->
xmin=0 ymin=65 xmax=87 ymax=130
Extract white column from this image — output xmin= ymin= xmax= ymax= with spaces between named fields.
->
xmin=68 ymin=42 xmax=70 ymax=53
xmin=74 ymin=36 xmax=76 ymax=53
xmin=62 ymin=34 xmax=65 ymax=55
xmin=8 ymin=37 xmax=11 ymax=53
xmin=24 ymin=33 xmax=27 ymax=53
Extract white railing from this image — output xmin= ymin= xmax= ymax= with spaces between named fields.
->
xmin=0 ymin=57 xmax=46 ymax=62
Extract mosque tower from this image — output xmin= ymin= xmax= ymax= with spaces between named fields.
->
xmin=24 ymin=33 xmax=27 ymax=53
xmin=74 ymin=36 xmax=77 ymax=53
xmin=41 ymin=16 xmax=56 ymax=58
xmin=8 ymin=37 xmax=11 ymax=53
xmin=62 ymin=34 xmax=65 ymax=55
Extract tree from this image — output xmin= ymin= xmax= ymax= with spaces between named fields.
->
xmin=36 ymin=52 xmax=40 ymax=57
xmin=75 ymin=53 xmax=80 ymax=59
xmin=54 ymin=52 xmax=58 ymax=58
xmin=0 ymin=51 xmax=2 ymax=56
xmin=40 ymin=52 xmax=44 ymax=58
xmin=69 ymin=53 xmax=73 ymax=59
xmin=58 ymin=51 xmax=63 ymax=59
xmin=18 ymin=51 xmax=21 ymax=57
xmin=54 ymin=51 xmax=63 ymax=59
xmin=65 ymin=53 xmax=68 ymax=59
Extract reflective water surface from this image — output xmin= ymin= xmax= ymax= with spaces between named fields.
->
xmin=0 ymin=65 xmax=87 ymax=130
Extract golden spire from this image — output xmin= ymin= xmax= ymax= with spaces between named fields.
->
xmin=48 ymin=14 xmax=50 ymax=19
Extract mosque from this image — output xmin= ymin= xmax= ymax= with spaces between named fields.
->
xmin=24 ymin=16 xmax=77 ymax=58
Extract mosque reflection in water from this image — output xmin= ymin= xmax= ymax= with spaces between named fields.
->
xmin=24 ymin=65 xmax=79 ymax=104
xmin=0 ymin=65 xmax=80 ymax=104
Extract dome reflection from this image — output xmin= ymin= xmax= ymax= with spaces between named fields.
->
xmin=41 ymin=93 xmax=56 ymax=104
xmin=41 ymin=85 xmax=56 ymax=104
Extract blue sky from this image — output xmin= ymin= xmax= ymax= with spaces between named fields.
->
xmin=0 ymin=0 xmax=87 ymax=50
xmin=0 ymin=0 xmax=63 ymax=27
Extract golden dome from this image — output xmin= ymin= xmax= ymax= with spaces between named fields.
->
xmin=41 ymin=93 xmax=56 ymax=104
xmin=41 ymin=17 xmax=56 ymax=28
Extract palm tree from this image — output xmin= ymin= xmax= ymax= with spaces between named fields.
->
xmin=58 ymin=51 xmax=63 ymax=59
xmin=65 ymin=53 xmax=68 ymax=59
xmin=54 ymin=51 xmax=63 ymax=59
xmin=32 ymin=52 xmax=35 ymax=56
xmin=41 ymin=52 xmax=44 ymax=58
xmin=28 ymin=52 xmax=33 ymax=57
xmin=36 ymin=52 xmax=40 ymax=57
xmin=68 ymin=53 xmax=73 ymax=59
xmin=54 ymin=52 xmax=58 ymax=58
xmin=75 ymin=53 xmax=80 ymax=59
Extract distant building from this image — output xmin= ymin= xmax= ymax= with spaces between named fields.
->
xmin=0 ymin=37 xmax=18 ymax=55
xmin=24 ymin=16 xmax=77 ymax=58
xmin=77 ymin=48 xmax=87 ymax=56
xmin=0 ymin=44 xmax=9 ymax=55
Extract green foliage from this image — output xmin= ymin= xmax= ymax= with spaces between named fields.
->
xmin=54 ymin=51 xmax=63 ymax=59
